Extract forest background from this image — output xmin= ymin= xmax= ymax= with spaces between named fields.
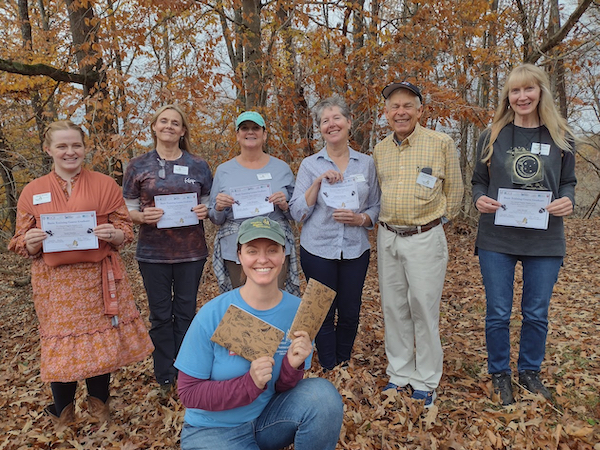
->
xmin=0 ymin=0 xmax=599 ymax=449
xmin=1 ymin=0 xmax=600 ymax=231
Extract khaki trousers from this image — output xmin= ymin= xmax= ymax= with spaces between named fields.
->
xmin=377 ymin=224 xmax=448 ymax=391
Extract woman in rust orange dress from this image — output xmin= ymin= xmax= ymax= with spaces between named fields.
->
xmin=9 ymin=120 xmax=153 ymax=430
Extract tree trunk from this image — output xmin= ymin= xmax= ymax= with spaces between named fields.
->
xmin=0 ymin=126 xmax=18 ymax=235
xmin=275 ymin=3 xmax=313 ymax=158
xmin=548 ymin=0 xmax=568 ymax=119
xmin=64 ymin=0 xmax=115 ymax=165
xmin=163 ymin=22 xmax=172 ymax=81
xmin=64 ymin=0 xmax=102 ymax=97
xmin=349 ymin=1 xmax=367 ymax=153
xmin=241 ymin=0 xmax=262 ymax=109
xmin=18 ymin=0 xmax=53 ymax=170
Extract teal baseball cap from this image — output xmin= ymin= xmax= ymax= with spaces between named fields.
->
xmin=237 ymin=216 xmax=285 ymax=246
xmin=235 ymin=111 xmax=266 ymax=130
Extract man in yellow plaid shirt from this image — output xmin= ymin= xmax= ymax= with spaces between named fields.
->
xmin=374 ymin=81 xmax=463 ymax=408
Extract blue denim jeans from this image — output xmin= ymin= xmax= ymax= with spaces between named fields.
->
xmin=180 ymin=378 xmax=343 ymax=450
xmin=478 ymin=249 xmax=563 ymax=374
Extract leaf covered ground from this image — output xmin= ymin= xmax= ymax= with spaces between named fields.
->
xmin=0 ymin=219 xmax=599 ymax=449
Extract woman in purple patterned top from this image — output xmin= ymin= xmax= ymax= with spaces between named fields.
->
xmin=123 ymin=105 xmax=213 ymax=391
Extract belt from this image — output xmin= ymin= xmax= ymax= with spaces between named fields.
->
xmin=379 ymin=218 xmax=442 ymax=237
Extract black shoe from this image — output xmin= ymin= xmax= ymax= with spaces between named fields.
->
xmin=491 ymin=372 xmax=514 ymax=405
xmin=158 ymin=379 xmax=175 ymax=395
xmin=518 ymin=370 xmax=552 ymax=400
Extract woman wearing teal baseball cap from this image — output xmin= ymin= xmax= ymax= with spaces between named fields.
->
xmin=208 ymin=111 xmax=300 ymax=296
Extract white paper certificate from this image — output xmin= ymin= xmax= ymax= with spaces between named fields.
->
xmin=320 ymin=179 xmax=360 ymax=210
xmin=40 ymin=211 xmax=99 ymax=253
xmin=230 ymin=184 xmax=274 ymax=219
xmin=494 ymin=188 xmax=552 ymax=230
xmin=155 ymin=193 xmax=199 ymax=229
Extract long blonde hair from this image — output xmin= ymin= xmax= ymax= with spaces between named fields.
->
xmin=150 ymin=104 xmax=191 ymax=152
xmin=42 ymin=120 xmax=86 ymax=149
xmin=482 ymin=64 xmax=573 ymax=162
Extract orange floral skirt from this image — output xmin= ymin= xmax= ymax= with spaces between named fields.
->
xmin=31 ymin=257 xmax=154 ymax=382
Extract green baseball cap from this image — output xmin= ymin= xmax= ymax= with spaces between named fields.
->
xmin=237 ymin=216 xmax=285 ymax=246
xmin=235 ymin=111 xmax=266 ymax=130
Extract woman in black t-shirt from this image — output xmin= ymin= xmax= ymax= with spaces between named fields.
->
xmin=472 ymin=64 xmax=576 ymax=405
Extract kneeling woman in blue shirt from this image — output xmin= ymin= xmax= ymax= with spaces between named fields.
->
xmin=175 ymin=216 xmax=343 ymax=450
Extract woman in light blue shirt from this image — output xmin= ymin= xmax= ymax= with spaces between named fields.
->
xmin=208 ymin=112 xmax=299 ymax=296
xmin=289 ymin=95 xmax=380 ymax=370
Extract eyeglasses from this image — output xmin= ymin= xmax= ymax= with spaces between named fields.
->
xmin=157 ymin=158 xmax=166 ymax=179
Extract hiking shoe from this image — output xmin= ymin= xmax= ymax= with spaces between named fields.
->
xmin=492 ymin=372 xmax=514 ymax=405
xmin=158 ymin=380 xmax=175 ymax=396
xmin=383 ymin=382 xmax=413 ymax=395
xmin=519 ymin=370 xmax=552 ymax=400
xmin=411 ymin=389 xmax=437 ymax=408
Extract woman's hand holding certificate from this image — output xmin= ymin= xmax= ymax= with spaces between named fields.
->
xmin=319 ymin=178 xmax=359 ymax=210
xmin=40 ymin=211 xmax=99 ymax=252
xmin=494 ymin=188 xmax=552 ymax=230
xmin=154 ymin=193 xmax=199 ymax=229
xmin=230 ymin=184 xmax=274 ymax=219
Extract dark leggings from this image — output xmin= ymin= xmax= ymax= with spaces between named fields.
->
xmin=50 ymin=373 xmax=110 ymax=415
xmin=300 ymin=247 xmax=370 ymax=370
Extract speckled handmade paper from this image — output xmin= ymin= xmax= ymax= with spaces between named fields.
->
xmin=211 ymin=304 xmax=284 ymax=362
xmin=288 ymin=278 xmax=336 ymax=340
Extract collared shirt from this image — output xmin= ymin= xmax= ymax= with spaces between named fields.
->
xmin=289 ymin=147 xmax=380 ymax=260
xmin=373 ymin=123 xmax=463 ymax=226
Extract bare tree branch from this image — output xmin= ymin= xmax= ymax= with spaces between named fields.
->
xmin=0 ymin=58 xmax=98 ymax=87
xmin=526 ymin=0 xmax=594 ymax=64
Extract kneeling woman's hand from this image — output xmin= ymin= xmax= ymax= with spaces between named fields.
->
xmin=250 ymin=356 xmax=275 ymax=390
xmin=287 ymin=331 xmax=313 ymax=369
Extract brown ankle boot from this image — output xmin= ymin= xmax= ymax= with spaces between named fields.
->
xmin=45 ymin=402 xmax=75 ymax=432
xmin=88 ymin=396 xmax=110 ymax=424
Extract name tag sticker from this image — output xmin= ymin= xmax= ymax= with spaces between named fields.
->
xmin=350 ymin=174 xmax=366 ymax=182
xmin=531 ymin=143 xmax=550 ymax=156
xmin=33 ymin=192 xmax=52 ymax=205
xmin=173 ymin=165 xmax=189 ymax=175
xmin=416 ymin=172 xmax=437 ymax=189
xmin=257 ymin=173 xmax=272 ymax=181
